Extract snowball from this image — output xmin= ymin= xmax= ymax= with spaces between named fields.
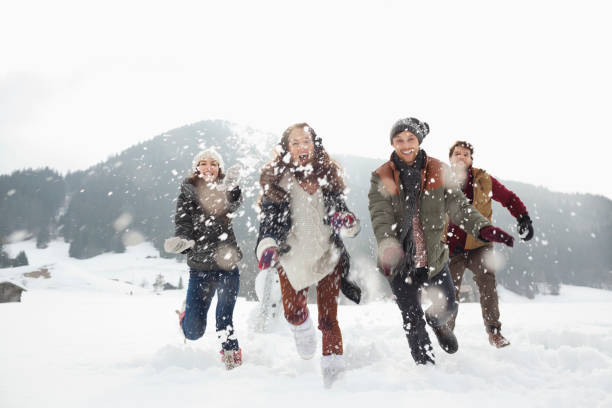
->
xmin=113 ymin=213 xmax=133 ymax=232
xmin=483 ymin=249 xmax=507 ymax=271
xmin=122 ymin=230 xmax=145 ymax=246
xmin=215 ymin=244 xmax=240 ymax=270
xmin=6 ymin=230 xmax=28 ymax=243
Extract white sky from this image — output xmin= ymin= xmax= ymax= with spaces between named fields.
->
xmin=1 ymin=0 xmax=611 ymax=199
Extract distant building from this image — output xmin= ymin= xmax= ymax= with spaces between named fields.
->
xmin=0 ymin=281 xmax=27 ymax=303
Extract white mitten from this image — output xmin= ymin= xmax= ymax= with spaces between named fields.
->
xmin=164 ymin=237 xmax=195 ymax=254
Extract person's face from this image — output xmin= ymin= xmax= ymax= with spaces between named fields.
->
xmin=450 ymin=146 xmax=473 ymax=170
xmin=391 ymin=131 xmax=420 ymax=163
xmin=287 ymin=128 xmax=315 ymax=166
xmin=197 ymin=158 xmax=220 ymax=182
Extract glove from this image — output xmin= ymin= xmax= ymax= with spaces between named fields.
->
xmin=164 ymin=237 xmax=195 ymax=254
xmin=342 ymin=212 xmax=355 ymax=228
xmin=258 ymin=247 xmax=279 ymax=270
xmin=330 ymin=212 xmax=357 ymax=229
xmin=225 ymin=164 xmax=242 ymax=189
xmin=381 ymin=247 xmax=404 ymax=277
xmin=330 ymin=212 xmax=361 ymax=238
xmin=479 ymin=226 xmax=514 ymax=247
xmin=330 ymin=212 xmax=345 ymax=230
xmin=517 ymin=214 xmax=534 ymax=241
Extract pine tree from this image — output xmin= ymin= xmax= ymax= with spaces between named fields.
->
xmin=12 ymin=251 xmax=29 ymax=267
xmin=0 ymin=242 xmax=11 ymax=268
xmin=36 ymin=226 xmax=50 ymax=249
xmin=153 ymin=274 xmax=165 ymax=292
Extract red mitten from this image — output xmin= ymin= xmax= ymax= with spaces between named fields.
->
xmin=258 ymin=247 xmax=279 ymax=270
xmin=343 ymin=212 xmax=356 ymax=228
xmin=479 ymin=226 xmax=514 ymax=247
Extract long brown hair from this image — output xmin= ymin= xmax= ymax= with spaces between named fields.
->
xmin=260 ymin=123 xmax=345 ymax=202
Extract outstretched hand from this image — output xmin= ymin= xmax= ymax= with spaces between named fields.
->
xmin=258 ymin=247 xmax=279 ymax=270
xmin=381 ymin=247 xmax=404 ymax=277
xmin=164 ymin=237 xmax=195 ymax=254
xmin=330 ymin=212 xmax=361 ymax=237
xmin=479 ymin=226 xmax=514 ymax=247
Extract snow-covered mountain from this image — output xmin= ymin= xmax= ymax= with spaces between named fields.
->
xmin=1 ymin=120 xmax=611 ymax=298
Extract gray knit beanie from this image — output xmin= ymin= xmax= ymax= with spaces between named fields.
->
xmin=389 ymin=117 xmax=430 ymax=144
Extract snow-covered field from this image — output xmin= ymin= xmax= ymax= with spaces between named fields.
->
xmin=1 ymin=241 xmax=611 ymax=408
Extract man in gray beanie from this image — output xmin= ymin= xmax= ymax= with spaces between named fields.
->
xmin=368 ymin=117 xmax=514 ymax=365
xmin=389 ymin=117 xmax=430 ymax=144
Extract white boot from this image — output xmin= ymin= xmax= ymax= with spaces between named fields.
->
xmin=321 ymin=354 xmax=345 ymax=388
xmin=289 ymin=316 xmax=317 ymax=360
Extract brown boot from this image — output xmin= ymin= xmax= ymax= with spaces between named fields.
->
xmin=488 ymin=329 xmax=510 ymax=348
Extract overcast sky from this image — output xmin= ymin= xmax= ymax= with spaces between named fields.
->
xmin=1 ymin=0 xmax=611 ymax=199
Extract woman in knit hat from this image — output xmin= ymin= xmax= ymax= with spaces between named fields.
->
xmin=256 ymin=123 xmax=361 ymax=388
xmin=164 ymin=148 xmax=244 ymax=370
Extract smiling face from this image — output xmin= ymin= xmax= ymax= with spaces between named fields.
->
xmin=287 ymin=127 xmax=315 ymax=167
xmin=450 ymin=145 xmax=473 ymax=171
xmin=196 ymin=158 xmax=220 ymax=182
xmin=391 ymin=131 xmax=420 ymax=164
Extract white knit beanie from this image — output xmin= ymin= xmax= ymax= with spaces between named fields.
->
xmin=192 ymin=148 xmax=224 ymax=171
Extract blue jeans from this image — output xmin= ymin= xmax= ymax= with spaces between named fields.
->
xmin=181 ymin=268 xmax=240 ymax=351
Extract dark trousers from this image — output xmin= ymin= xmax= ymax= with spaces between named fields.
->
xmin=390 ymin=262 xmax=457 ymax=354
xmin=449 ymin=245 xmax=501 ymax=333
xmin=181 ymin=268 xmax=240 ymax=351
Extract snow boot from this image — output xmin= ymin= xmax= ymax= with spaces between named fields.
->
xmin=488 ymin=328 xmax=510 ymax=348
xmin=432 ymin=324 xmax=458 ymax=354
xmin=321 ymin=354 xmax=345 ymax=389
xmin=289 ymin=316 xmax=317 ymax=360
xmin=407 ymin=325 xmax=435 ymax=365
xmin=411 ymin=342 xmax=435 ymax=366
xmin=175 ymin=300 xmax=186 ymax=326
xmin=175 ymin=300 xmax=186 ymax=342
xmin=220 ymin=349 xmax=243 ymax=370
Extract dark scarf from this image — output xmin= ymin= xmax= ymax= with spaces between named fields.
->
xmin=392 ymin=149 xmax=426 ymax=275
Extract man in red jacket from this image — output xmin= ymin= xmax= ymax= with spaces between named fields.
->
xmin=446 ymin=141 xmax=534 ymax=348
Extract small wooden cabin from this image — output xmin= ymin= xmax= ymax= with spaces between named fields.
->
xmin=0 ymin=281 xmax=27 ymax=303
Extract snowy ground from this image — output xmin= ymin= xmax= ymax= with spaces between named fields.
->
xmin=1 ymin=241 xmax=612 ymax=408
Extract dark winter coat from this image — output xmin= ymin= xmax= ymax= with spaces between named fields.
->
xmin=256 ymin=168 xmax=361 ymax=304
xmin=368 ymin=151 xmax=492 ymax=280
xmin=175 ymin=177 xmax=243 ymax=272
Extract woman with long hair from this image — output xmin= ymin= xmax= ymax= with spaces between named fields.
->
xmin=256 ymin=123 xmax=361 ymax=387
